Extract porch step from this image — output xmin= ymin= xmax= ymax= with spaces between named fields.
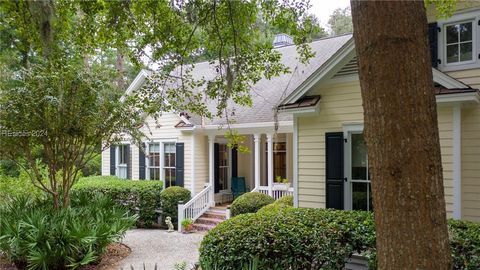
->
xmin=192 ymin=207 xmax=227 ymax=232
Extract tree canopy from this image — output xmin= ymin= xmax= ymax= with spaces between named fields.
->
xmin=328 ymin=7 xmax=353 ymax=36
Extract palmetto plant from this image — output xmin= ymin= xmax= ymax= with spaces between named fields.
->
xmin=0 ymin=193 xmax=137 ymax=270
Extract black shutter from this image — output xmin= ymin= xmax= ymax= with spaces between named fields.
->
xmin=126 ymin=144 xmax=131 ymax=179
xmin=175 ymin=143 xmax=184 ymax=187
xmin=231 ymin=147 xmax=238 ymax=178
xmin=325 ymin=132 xmax=344 ymax=210
xmin=110 ymin=146 xmax=116 ymax=176
xmin=139 ymin=143 xmax=146 ymax=180
xmin=428 ymin=22 xmax=438 ymax=68
xmin=214 ymin=143 xmax=220 ymax=193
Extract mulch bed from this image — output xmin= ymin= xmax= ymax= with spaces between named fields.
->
xmin=0 ymin=243 xmax=131 ymax=270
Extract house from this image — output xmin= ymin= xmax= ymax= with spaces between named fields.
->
xmin=278 ymin=3 xmax=480 ymax=222
xmin=101 ymin=34 xmax=355 ymax=226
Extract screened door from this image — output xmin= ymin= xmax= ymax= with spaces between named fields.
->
xmin=348 ymin=133 xmax=373 ymax=211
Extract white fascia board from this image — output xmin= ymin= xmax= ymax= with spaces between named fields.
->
xmin=436 ymin=92 xmax=480 ymax=104
xmin=278 ymin=101 xmax=321 ymax=115
xmin=281 ymin=38 xmax=356 ymax=105
xmin=432 ymin=68 xmax=469 ymax=89
xmin=120 ymin=69 xmax=149 ymax=102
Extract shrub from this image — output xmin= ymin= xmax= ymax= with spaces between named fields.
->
xmin=446 ymin=219 xmax=480 ymax=269
xmin=0 ymin=193 xmax=136 ymax=269
xmin=274 ymin=195 xmax=294 ymax=206
xmin=72 ymin=176 xmax=163 ymax=227
xmin=200 ymin=208 xmax=375 ymax=270
xmin=257 ymin=195 xmax=294 ymax=214
xmin=0 ymin=171 xmax=43 ymax=201
xmin=159 ymin=186 xmax=191 ymax=229
xmin=230 ymin=192 xmax=274 ymax=217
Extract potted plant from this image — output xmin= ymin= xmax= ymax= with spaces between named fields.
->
xmin=181 ymin=219 xmax=194 ymax=233
xmin=273 ymin=176 xmax=290 ymax=190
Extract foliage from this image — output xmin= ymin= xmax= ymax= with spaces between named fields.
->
xmin=72 ymin=176 xmax=163 ymax=227
xmin=425 ymin=0 xmax=457 ymax=19
xmin=274 ymin=175 xmax=289 ymax=183
xmin=0 ymin=171 xmax=43 ymax=201
xmin=159 ymin=186 xmax=191 ymax=229
xmin=230 ymin=192 xmax=274 ymax=217
xmin=0 ymin=193 xmax=136 ymax=270
xmin=80 ymin=153 xmax=102 ymax=177
xmin=200 ymin=208 xmax=375 ymax=269
xmin=445 ymin=219 xmax=480 ymax=269
xmin=328 ymin=7 xmax=353 ymax=36
xmin=257 ymin=195 xmax=293 ymax=214
xmin=0 ymin=159 xmax=19 ymax=177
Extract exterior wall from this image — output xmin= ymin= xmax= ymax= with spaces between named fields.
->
xmin=446 ymin=69 xmax=480 ymax=89
xmin=101 ymin=113 xmax=194 ymax=191
xmin=237 ymin=135 xmax=254 ymax=189
xmin=296 ymin=81 xmax=458 ymax=219
xmin=461 ymin=105 xmax=480 ymax=221
xmin=194 ymin=135 xmax=209 ymax=195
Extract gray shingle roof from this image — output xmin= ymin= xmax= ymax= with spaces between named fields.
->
xmin=189 ymin=34 xmax=352 ymax=125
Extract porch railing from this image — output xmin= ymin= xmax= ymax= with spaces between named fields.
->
xmin=252 ymin=185 xmax=294 ymax=200
xmin=177 ymin=184 xmax=213 ymax=232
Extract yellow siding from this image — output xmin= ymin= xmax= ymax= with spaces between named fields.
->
xmin=297 ymin=81 xmax=456 ymax=218
xmin=461 ymin=105 xmax=480 ymax=222
xmin=446 ymin=69 xmax=480 ymax=89
xmin=194 ymin=135 xmax=209 ymax=195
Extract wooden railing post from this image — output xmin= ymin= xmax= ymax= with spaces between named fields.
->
xmin=178 ymin=201 xmax=184 ymax=232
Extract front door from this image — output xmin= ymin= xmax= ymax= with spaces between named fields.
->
xmin=345 ymin=132 xmax=373 ymax=211
xmin=214 ymin=143 xmax=231 ymax=193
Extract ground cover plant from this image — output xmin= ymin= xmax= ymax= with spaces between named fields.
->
xmin=0 ymin=192 xmax=136 ymax=270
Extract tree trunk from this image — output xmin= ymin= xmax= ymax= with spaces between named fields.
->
xmin=350 ymin=1 xmax=451 ymax=269
xmin=116 ymin=48 xmax=125 ymax=90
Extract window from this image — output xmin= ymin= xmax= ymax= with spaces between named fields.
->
xmin=350 ymin=133 xmax=373 ymax=211
xmin=445 ymin=21 xmax=474 ymax=64
xmin=266 ymin=142 xmax=287 ymax=180
xmin=218 ymin=144 xmax=229 ymax=191
xmin=164 ymin=143 xmax=176 ymax=187
xmin=117 ymin=145 xmax=128 ymax=179
xmin=148 ymin=143 xmax=161 ymax=180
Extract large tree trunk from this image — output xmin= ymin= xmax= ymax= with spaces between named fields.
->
xmin=350 ymin=1 xmax=451 ymax=269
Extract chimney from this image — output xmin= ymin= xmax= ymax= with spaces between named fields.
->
xmin=273 ymin=33 xmax=294 ymax=48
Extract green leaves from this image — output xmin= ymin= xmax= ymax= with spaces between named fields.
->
xmin=159 ymin=186 xmax=192 ymax=229
xmin=230 ymin=192 xmax=274 ymax=217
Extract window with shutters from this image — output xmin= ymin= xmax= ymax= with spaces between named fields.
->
xmin=163 ymin=142 xmax=176 ymax=187
xmin=148 ymin=143 xmax=161 ymax=180
xmin=445 ymin=21 xmax=474 ymax=64
xmin=116 ymin=145 xmax=128 ymax=179
xmin=437 ymin=10 xmax=480 ymax=71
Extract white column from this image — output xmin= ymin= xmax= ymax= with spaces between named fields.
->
xmin=254 ymin=134 xmax=261 ymax=191
xmin=453 ymin=105 xmax=461 ymax=219
xmin=208 ymin=135 xmax=215 ymax=206
xmin=293 ymin=116 xmax=299 ymax=208
xmin=267 ymin=133 xmax=274 ymax=197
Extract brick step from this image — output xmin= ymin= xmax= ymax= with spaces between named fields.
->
xmin=202 ymin=211 xmax=226 ymax=220
xmin=192 ymin=223 xmax=216 ymax=232
xmin=195 ymin=216 xmax=224 ymax=225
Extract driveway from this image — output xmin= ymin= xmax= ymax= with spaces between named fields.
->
xmin=118 ymin=229 xmax=205 ymax=270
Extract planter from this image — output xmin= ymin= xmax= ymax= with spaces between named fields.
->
xmin=273 ymin=183 xmax=290 ymax=190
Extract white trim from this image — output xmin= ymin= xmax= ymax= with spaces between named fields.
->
xmin=293 ymin=116 xmax=299 ymax=208
xmin=266 ymin=133 xmax=274 ymax=197
xmin=254 ymin=134 xmax=261 ymax=191
xmin=199 ymin=121 xmax=293 ymax=135
xmin=282 ymin=38 xmax=356 ymax=105
xmin=436 ymin=92 xmax=480 ymax=104
xmin=208 ymin=135 xmax=215 ymax=206
xmin=453 ymin=105 xmax=462 ymax=219
xmin=190 ymin=135 xmax=195 ymax=195
xmin=278 ymin=100 xmax=321 ymax=115
xmin=342 ymin=123 xmax=365 ymax=210
xmin=121 ymin=69 xmax=149 ymax=101
xmin=432 ymin=68 xmax=469 ymax=89
xmin=202 ymin=121 xmax=293 ymax=130
xmin=437 ymin=10 xmax=480 ymax=72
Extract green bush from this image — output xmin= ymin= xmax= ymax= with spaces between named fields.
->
xmin=72 ymin=176 xmax=163 ymax=227
xmin=0 ymin=171 xmax=43 ymax=201
xmin=273 ymin=195 xmax=294 ymax=206
xmin=80 ymin=154 xmax=101 ymax=176
xmin=230 ymin=192 xmax=274 ymax=217
xmin=200 ymin=208 xmax=375 ymax=270
xmin=446 ymin=219 xmax=480 ymax=269
xmin=159 ymin=186 xmax=191 ymax=229
xmin=257 ymin=195 xmax=293 ymax=214
xmin=0 ymin=193 xmax=136 ymax=269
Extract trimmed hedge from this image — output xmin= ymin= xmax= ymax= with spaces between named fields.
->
xmin=230 ymin=192 xmax=274 ymax=217
xmin=200 ymin=208 xmax=375 ymax=269
xmin=200 ymin=207 xmax=480 ymax=270
xmin=72 ymin=176 xmax=163 ymax=227
xmin=159 ymin=186 xmax=191 ymax=229
xmin=257 ymin=195 xmax=294 ymax=214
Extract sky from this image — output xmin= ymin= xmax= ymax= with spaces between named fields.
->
xmin=309 ymin=0 xmax=351 ymax=31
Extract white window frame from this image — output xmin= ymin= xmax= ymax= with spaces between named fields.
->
xmin=147 ymin=142 xmax=161 ymax=180
xmin=145 ymin=139 xmax=177 ymax=188
xmin=116 ymin=144 xmax=128 ymax=179
xmin=163 ymin=142 xmax=177 ymax=187
xmin=217 ymin=143 xmax=231 ymax=193
xmin=437 ymin=9 xmax=480 ymax=72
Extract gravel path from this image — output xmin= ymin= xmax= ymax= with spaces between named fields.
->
xmin=118 ymin=229 xmax=205 ymax=270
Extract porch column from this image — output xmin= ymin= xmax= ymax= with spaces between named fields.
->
xmin=208 ymin=135 xmax=215 ymax=206
xmin=267 ymin=133 xmax=274 ymax=197
xmin=254 ymin=134 xmax=261 ymax=190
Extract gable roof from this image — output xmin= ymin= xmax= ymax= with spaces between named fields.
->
xmin=279 ymin=39 xmax=476 ymax=108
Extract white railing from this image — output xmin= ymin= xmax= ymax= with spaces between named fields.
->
xmin=253 ymin=185 xmax=294 ymax=200
xmin=178 ymin=184 xmax=213 ymax=232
